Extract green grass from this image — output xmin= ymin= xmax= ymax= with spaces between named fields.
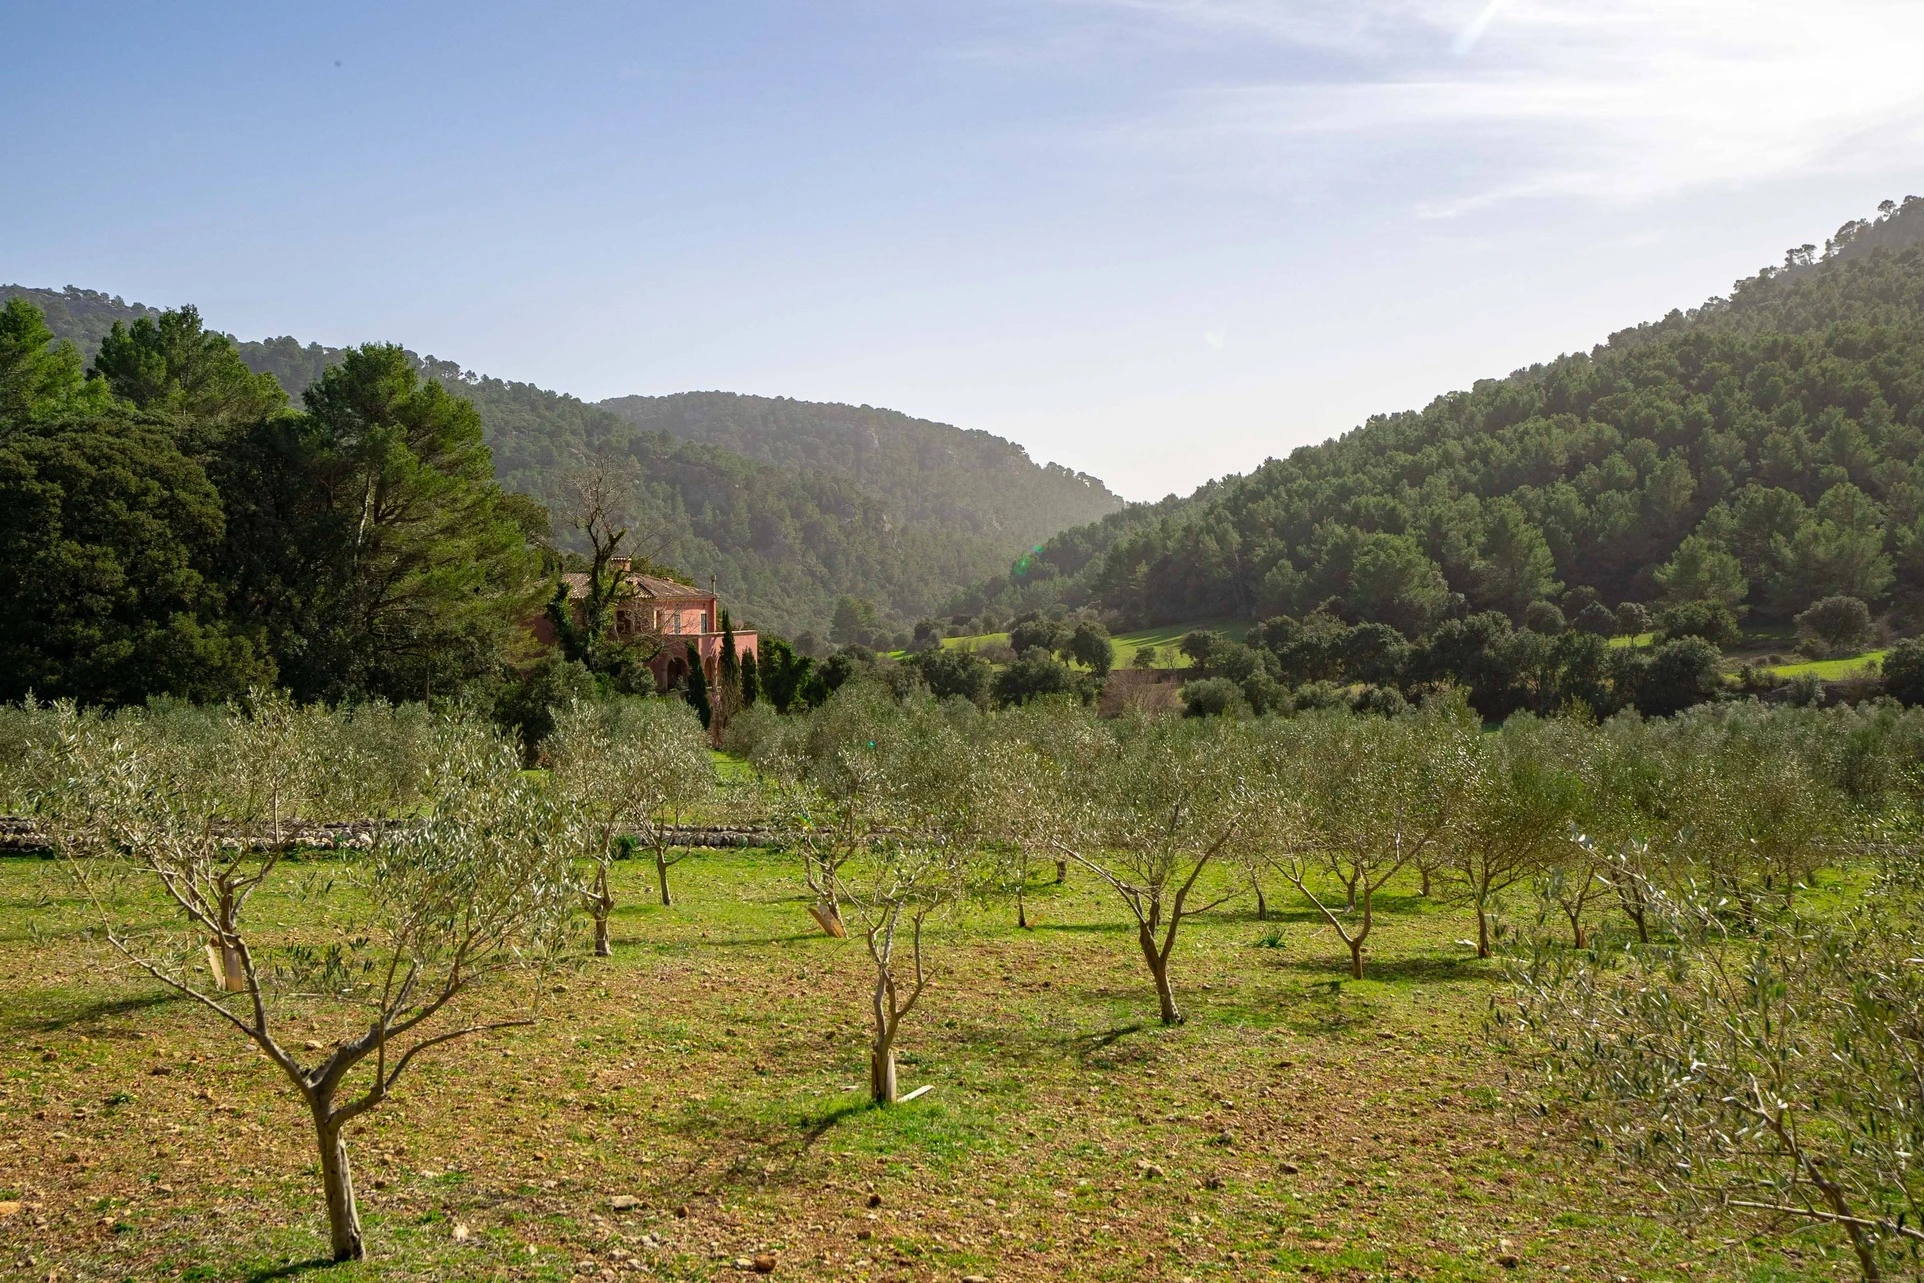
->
xmin=1109 ymin=619 xmax=1251 ymax=669
xmin=0 ymin=844 xmax=1858 ymax=1280
xmin=944 ymin=620 xmax=1253 ymax=671
xmin=1762 ymin=650 xmax=1885 ymax=680
xmin=941 ymin=630 xmax=1010 ymax=653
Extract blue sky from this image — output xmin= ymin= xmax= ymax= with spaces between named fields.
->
xmin=7 ymin=1 xmax=1924 ymax=499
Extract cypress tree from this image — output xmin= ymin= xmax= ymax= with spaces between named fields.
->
xmin=740 ymin=649 xmax=760 ymax=707
xmin=684 ymin=642 xmax=712 ymax=729
xmin=718 ymin=609 xmax=740 ymax=691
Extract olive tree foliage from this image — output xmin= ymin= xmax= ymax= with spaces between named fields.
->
xmin=33 ymin=696 xmax=574 ymax=1263
xmin=546 ymin=697 xmax=715 ymax=948
xmin=1052 ymin=713 xmax=1264 ymax=1025
xmin=0 ymin=696 xmax=433 ymax=825
xmin=830 ymin=699 xmax=983 ymax=1105
xmin=1647 ymin=708 xmax=1854 ymax=922
xmin=750 ymin=683 xmax=910 ymax=937
xmin=1446 ymin=714 xmax=1587 ymax=958
xmin=759 ymin=682 xmax=984 ymax=1103
xmin=1268 ymin=698 xmax=1475 ymax=979
xmin=1503 ymin=862 xmax=1924 ymax=1282
xmin=969 ymin=698 xmax=1108 ymax=928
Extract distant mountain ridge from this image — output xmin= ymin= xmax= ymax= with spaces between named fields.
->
xmin=0 ymin=286 xmax=1121 ymax=637
xmin=600 ymin=391 xmax=1117 ymax=548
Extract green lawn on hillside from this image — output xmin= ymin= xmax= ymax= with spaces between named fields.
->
xmin=942 ymin=620 xmax=1252 ymax=671
xmin=1763 ymin=650 xmax=1886 ymax=680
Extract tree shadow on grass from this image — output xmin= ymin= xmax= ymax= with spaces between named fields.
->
xmin=1030 ymin=921 xmax=1130 ymax=936
xmin=1063 ymin=1022 xmax=1167 ymax=1070
xmin=1271 ymin=952 xmax=1493 ymax=987
xmin=1269 ymin=980 xmax=1380 ymax=1034
xmin=13 ymin=989 xmax=184 ymax=1033
xmin=242 ymin=1259 xmax=337 ymax=1281
xmin=698 ymin=932 xmax=832 ymax=949
xmin=798 ymin=1099 xmax=872 ymax=1151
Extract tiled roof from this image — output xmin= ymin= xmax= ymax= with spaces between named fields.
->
xmin=558 ymin=571 xmax=714 ymax=601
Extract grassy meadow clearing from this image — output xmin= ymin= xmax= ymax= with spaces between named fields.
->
xmin=940 ymin=622 xmax=1252 ymax=671
xmin=0 ymin=841 xmax=1860 ymax=1283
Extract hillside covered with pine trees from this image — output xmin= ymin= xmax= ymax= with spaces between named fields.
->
xmin=951 ymin=198 xmax=1924 ymax=638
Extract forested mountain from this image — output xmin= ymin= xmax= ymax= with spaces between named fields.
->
xmin=0 ymin=287 xmax=1119 ymax=637
xmin=600 ymin=392 xmax=1118 ymax=551
xmin=0 ymin=288 xmax=353 ymax=402
xmin=953 ymin=197 xmax=1924 ymax=634
xmin=437 ymin=367 xmax=1075 ymax=635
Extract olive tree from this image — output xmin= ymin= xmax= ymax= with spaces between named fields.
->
xmin=1653 ymin=709 xmax=1848 ymax=922
xmin=971 ymin=698 xmax=1105 ymax=928
xmin=1272 ymin=701 xmax=1473 ymax=979
xmin=1504 ymin=867 xmax=1924 ymax=1281
xmin=1448 ymin=715 xmax=1585 ymax=958
xmin=753 ymin=684 xmax=908 ymax=937
xmin=788 ymin=686 xmax=980 ymax=1103
xmin=1050 ymin=714 xmax=1258 ymax=1025
xmin=39 ymin=698 xmax=573 ymax=1262
xmin=547 ymin=697 xmax=715 ymax=943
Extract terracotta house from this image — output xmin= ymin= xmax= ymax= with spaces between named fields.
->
xmin=536 ymin=558 xmax=757 ymax=688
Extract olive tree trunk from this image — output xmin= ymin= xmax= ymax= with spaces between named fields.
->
xmin=1140 ymin=925 xmax=1181 ymax=1025
xmin=592 ymin=864 xmax=615 ymax=957
xmin=312 ymin=1105 xmax=364 ymax=1262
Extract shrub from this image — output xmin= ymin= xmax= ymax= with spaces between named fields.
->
xmin=1655 ymin=600 xmax=1741 ymax=650
xmin=912 ymin=647 xmax=993 ymax=704
xmin=1179 ymin=630 xmax=1225 ymax=666
xmin=994 ymin=654 xmax=1079 ymax=707
xmin=1784 ymin=672 xmax=1826 ymax=707
xmin=1633 ymin=636 xmax=1725 ymax=717
xmin=1180 ymin=677 xmax=1246 ymax=718
xmin=1795 ymin=595 xmax=1873 ymax=658
xmin=1066 ymin=621 xmax=1114 ymax=676
xmin=1573 ymin=601 xmax=1619 ymax=636
xmin=1008 ymin=614 xmax=1068 ymax=656
xmin=1350 ymin=684 xmax=1408 ymax=716
xmin=1209 ymin=642 xmax=1262 ymax=683
xmin=493 ymin=654 xmax=596 ymax=760
xmin=1881 ymin=637 xmax=1924 ymax=707
xmin=1522 ymin=600 xmax=1567 ymax=635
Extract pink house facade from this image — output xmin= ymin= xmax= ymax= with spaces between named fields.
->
xmin=535 ymin=558 xmax=757 ymax=687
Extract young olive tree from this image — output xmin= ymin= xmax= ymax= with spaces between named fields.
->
xmin=798 ymin=688 xmax=979 ymax=1104
xmin=1052 ymin=715 xmax=1258 ymax=1025
xmin=40 ymin=698 xmax=573 ymax=1263
xmin=753 ymin=684 xmax=906 ymax=937
xmin=1505 ymin=867 xmax=1924 ymax=1282
xmin=547 ymin=697 xmax=715 ymax=944
xmin=840 ymin=838 xmax=959 ymax=1105
xmin=1273 ymin=701 xmax=1473 ymax=979
xmin=1650 ymin=710 xmax=1849 ymax=927
xmin=971 ymin=699 xmax=1106 ymax=929
xmin=1448 ymin=715 xmax=1585 ymax=958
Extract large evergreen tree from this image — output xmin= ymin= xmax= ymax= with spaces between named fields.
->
xmin=0 ymin=305 xmax=270 ymax=703
xmin=229 ymin=344 xmax=544 ymax=702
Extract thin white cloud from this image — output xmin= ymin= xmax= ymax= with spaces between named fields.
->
xmin=1451 ymin=0 xmax=1507 ymax=56
xmin=1053 ymin=0 xmax=1924 ymax=211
